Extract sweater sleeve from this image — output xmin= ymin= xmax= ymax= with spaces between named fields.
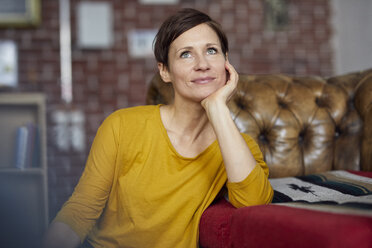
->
xmin=53 ymin=113 xmax=121 ymax=242
xmin=226 ymin=133 xmax=273 ymax=208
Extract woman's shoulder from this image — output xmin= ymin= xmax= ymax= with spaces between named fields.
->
xmin=104 ymin=104 xmax=160 ymax=124
xmin=114 ymin=104 xmax=158 ymax=115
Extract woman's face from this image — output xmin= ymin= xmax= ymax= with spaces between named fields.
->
xmin=159 ymin=23 xmax=227 ymax=103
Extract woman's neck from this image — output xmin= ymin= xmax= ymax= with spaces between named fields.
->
xmin=160 ymin=100 xmax=213 ymax=143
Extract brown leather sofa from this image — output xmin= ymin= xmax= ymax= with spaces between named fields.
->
xmin=146 ymin=69 xmax=372 ymax=176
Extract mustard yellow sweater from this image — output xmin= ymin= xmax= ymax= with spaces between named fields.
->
xmin=54 ymin=105 xmax=273 ymax=248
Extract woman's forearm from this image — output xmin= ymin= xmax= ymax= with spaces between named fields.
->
xmin=42 ymin=221 xmax=81 ymax=248
xmin=205 ymin=101 xmax=256 ymax=182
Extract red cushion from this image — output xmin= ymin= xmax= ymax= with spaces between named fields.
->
xmin=348 ymin=170 xmax=372 ymax=178
xmin=230 ymin=204 xmax=372 ymax=248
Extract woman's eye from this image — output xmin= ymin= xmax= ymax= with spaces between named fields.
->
xmin=180 ymin=51 xmax=191 ymax=58
xmin=207 ymin=48 xmax=217 ymax=55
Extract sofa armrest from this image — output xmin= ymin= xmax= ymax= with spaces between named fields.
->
xmin=200 ymin=198 xmax=372 ymax=248
xmin=229 ymin=204 xmax=372 ymax=248
xmin=199 ymin=198 xmax=235 ymax=248
xmin=200 ymin=171 xmax=372 ymax=248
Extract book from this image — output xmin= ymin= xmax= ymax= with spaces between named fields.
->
xmin=31 ymin=126 xmax=40 ymax=168
xmin=25 ymin=123 xmax=36 ymax=168
xmin=14 ymin=123 xmax=40 ymax=169
xmin=14 ymin=126 xmax=28 ymax=169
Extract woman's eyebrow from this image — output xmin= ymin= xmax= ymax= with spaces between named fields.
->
xmin=176 ymin=46 xmax=193 ymax=53
xmin=176 ymin=43 xmax=219 ymax=53
xmin=206 ymin=43 xmax=219 ymax=46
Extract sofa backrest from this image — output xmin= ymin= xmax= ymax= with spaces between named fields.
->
xmin=146 ymin=69 xmax=372 ymax=178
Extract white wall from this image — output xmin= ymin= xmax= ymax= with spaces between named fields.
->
xmin=331 ymin=0 xmax=372 ymax=74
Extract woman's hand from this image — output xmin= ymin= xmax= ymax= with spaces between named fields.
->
xmin=201 ymin=60 xmax=239 ymax=112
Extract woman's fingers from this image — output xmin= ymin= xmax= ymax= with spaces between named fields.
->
xmin=224 ymin=60 xmax=238 ymax=100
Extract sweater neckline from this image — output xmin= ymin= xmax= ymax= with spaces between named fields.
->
xmin=155 ymin=104 xmax=218 ymax=161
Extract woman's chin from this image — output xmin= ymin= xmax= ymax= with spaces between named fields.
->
xmin=176 ymin=85 xmax=223 ymax=103
xmin=195 ymin=92 xmax=216 ymax=103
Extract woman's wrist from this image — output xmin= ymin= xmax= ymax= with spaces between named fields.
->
xmin=203 ymin=100 xmax=230 ymax=126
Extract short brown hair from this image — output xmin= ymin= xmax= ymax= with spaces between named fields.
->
xmin=153 ymin=8 xmax=228 ymax=68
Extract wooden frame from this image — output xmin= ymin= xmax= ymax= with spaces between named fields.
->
xmin=0 ymin=0 xmax=41 ymax=27
xmin=264 ymin=0 xmax=289 ymax=30
xmin=0 ymin=93 xmax=48 ymax=247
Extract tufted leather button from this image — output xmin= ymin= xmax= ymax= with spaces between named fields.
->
xmin=298 ymin=133 xmax=304 ymax=144
xmin=347 ymin=99 xmax=355 ymax=110
xmin=277 ymin=99 xmax=288 ymax=109
xmin=235 ymin=97 xmax=247 ymax=110
xmin=315 ymin=97 xmax=327 ymax=108
xmin=259 ymin=130 xmax=269 ymax=145
xmin=335 ymin=126 xmax=341 ymax=138
xmin=298 ymin=128 xmax=306 ymax=145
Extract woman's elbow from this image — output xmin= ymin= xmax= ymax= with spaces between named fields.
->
xmin=231 ymin=183 xmax=274 ymax=208
xmin=42 ymin=222 xmax=81 ymax=248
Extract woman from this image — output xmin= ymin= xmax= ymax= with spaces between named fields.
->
xmin=43 ymin=8 xmax=273 ymax=248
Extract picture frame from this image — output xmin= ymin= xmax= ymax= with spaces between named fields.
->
xmin=264 ymin=0 xmax=289 ymax=30
xmin=0 ymin=40 xmax=18 ymax=88
xmin=0 ymin=0 xmax=41 ymax=27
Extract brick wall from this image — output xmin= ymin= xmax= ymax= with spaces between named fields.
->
xmin=0 ymin=0 xmax=333 ymax=221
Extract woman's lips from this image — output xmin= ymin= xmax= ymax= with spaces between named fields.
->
xmin=191 ymin=77 xmax=215 ymax=84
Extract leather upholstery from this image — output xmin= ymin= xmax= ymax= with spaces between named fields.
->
xmin=146 ymin=69 xmax=372 ymax=178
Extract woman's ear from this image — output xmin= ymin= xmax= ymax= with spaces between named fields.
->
xmin=158 ymin=63 xmax=171 ymax=83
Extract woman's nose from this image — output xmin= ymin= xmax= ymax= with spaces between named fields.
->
xmin=194 ymin=54 xmax=210 ymax=71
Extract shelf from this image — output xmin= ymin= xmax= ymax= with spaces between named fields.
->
xmin=0 ymin=92 xmax=48 ymax=248
xmin=0 ymin=167 xmax=45 ymax=175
